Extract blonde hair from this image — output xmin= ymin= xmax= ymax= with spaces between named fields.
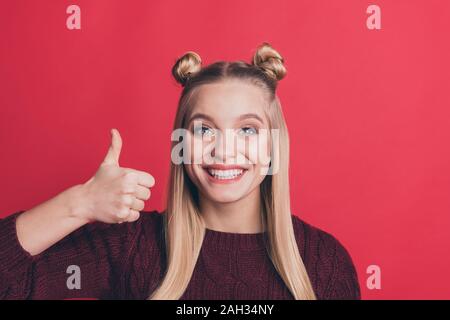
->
xmin=149 ymin=42 xmax=316 ymax=300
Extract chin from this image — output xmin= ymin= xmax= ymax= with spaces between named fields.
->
xmin=202 ymin=190 xmax=247 ymax=204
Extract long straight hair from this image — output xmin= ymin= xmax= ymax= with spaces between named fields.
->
xmin=149 ymin=43 xmax=316 ymax=300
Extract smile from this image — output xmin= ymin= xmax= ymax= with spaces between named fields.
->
xmin=202 ymin=165 xmax=248 ymax=184
xmin=207 ymin=168 xmax=244 ymax=179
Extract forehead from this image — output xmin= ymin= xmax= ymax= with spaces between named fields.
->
xmin=189 ymin=80 xmax=268 ymax=122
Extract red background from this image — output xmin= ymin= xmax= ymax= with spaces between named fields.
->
xmin=1 ymin=0 xmax=449 ymax=299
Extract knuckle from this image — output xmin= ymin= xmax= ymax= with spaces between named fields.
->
xmin=123 ymin=171 xmax=137 ymax=182
xmin=120 ymin=194 xmax=133 ymax=207
xmin=116 ymin=206 xmax=129 ymax=219
xmin=128 ymin=211 xmax=140 ymax=222
xmin=120 ymin=180 xmax=135 ymax=194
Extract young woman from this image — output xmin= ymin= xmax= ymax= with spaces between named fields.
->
xmin=0 ymin=43 xmax=360 ymax=300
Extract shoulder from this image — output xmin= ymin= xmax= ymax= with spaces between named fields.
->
xmin=138 ymin=210 xmax=165 ymax=233
xmin=97 ymin=210 xmax=165 ymax=299
xmin=291 ymin=214 xmax=361 ymax=300
xmin=80 ymin=209 xmax=165 ymax=260
xmin=87 ymin=209 xmax=164 ymax=241
xmin=131 ymin=210 xmax=165 ymax=249
xmin=290 ymin=215 xmax=347 ymax=260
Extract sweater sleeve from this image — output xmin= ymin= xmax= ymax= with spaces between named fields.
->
xmin=0 ymin=209 xmax=161 ymax=300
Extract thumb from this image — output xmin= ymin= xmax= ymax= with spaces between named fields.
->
xmin=102 ymin=128 xmax=122 ymax=166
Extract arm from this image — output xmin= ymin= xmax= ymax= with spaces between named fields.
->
xmin=0 ymin=208 xmax=147 ymax=300
xmin=0 ymin=129 xmax=156 ymax=299
xmin=15 ymin=184 xmax=91 ymax=256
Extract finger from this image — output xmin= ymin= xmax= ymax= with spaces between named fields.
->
xmin=124 ymin=168 xmax=155 ymax=188
xmin=116 ymin=206 xmax=131 ymax=220
xmin=125 ymin=209 xmax=140 ymax=222
xmin=131 ymin=198 xmax=145 ymax=212
xmin=134 ymin=185 xmax=151 ymax=201
xmin=102 ymin=128 xmax=123 ymax=166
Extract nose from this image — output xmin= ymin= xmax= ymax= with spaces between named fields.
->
xmin=211 ymin=129 xmax=236 ymax=163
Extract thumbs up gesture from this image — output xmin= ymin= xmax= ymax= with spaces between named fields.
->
xmin=79 ymin=129 xmax=155 ymax=224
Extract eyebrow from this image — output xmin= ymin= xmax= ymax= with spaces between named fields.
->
xmin=188 ymin=113 xmax=215 ymax=125
xmin=237 ymin=113 xmax=265 ymax=124
xmin=187 ymin=112 xmax=265 ymax=125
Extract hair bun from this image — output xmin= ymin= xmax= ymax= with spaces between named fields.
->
xmin=172 ymin=51 xmax=202 ymax=86
xmin=252 ymin=42 xmax=286 ymax=81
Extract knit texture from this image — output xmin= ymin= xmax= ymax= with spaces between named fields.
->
xmin=0 ymin=210 xmax=360 ymax=299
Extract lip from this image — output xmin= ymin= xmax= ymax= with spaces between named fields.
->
xmin=202 ymin=164 xmax=248 ymax=184
xmin=202 ymin=163 xmax=249 ymax=170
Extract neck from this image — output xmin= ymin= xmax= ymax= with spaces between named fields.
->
xmin=199 ymin=187 xmax=264 ymax=233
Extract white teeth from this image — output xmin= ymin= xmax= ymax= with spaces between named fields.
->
xmin=206 ymin=168 xmax=244 ymax=180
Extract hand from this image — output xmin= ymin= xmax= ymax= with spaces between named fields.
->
xmin=76 ymin=128 xmax=155 ymax=224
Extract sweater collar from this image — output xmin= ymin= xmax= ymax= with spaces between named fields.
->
xmin=203 ymin=227 xmax=268 ymax=251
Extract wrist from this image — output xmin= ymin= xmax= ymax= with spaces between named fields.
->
xmin=61 ymin=183 xmax=94 ymax=224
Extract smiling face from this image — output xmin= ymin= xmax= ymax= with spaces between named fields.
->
xmin=183 ymin=79 xmax=272 ymax=203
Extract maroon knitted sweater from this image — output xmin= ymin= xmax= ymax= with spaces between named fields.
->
xmin=0 ymin=210 xmax=360 ymax=300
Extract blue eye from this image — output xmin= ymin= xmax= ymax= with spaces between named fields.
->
xmin=193 ymin=126 xmax=215 ymax=137
xmin=239 ymin=127 xmax=258 ymax=136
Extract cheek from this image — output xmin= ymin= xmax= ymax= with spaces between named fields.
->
xmin=184 ymin=133 xmax=206 ymax=165
xmin=242 ymin=135 xmax=271 ymax=166
xmin=234 ymin=136 xmax=257 ymax=165
xmin=183 ymin=164 xmax=205 ymax=189
xmin=186 ymin=134 xmax=217 ymax=165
